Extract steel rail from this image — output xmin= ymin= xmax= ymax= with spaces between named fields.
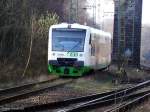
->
xmin=0 ymin=79 xmax=72 ymax=106
xmin=1 ymin=88 xmax=129 ymax=112
xmin=104 ymin=92 xmax=150 ymax=112
xmin=2 ymin=79 xmax=150 ymax=112
xmin=5 ymin=89 xmax=149 ymax=112
xmin=62 ymin=79 xmax=150 ymax=111
xmin=4 ymin=80 xmax=150 ymax=111
xmin=0 ymin=77 xmax=58 ymax=96
xmin=63 ymin=89 xmax=150 ymax=112
xmin=15 ymin=88 xmax=126 ymax=111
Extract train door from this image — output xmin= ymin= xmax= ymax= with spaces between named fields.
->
xmin=95 ymin=35 xmax=100 ymax=69
xmin=89 ymin=34 xmax=96 ymax=69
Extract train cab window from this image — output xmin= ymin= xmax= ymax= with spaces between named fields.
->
xmin=52 ymin=28 xmax=86 ymax=52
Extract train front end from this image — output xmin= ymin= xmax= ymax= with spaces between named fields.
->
xmin=48 ymin=23 xmax=90 ymax=76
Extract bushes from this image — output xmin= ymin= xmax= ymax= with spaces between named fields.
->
xmin=0 ymin=10 xmax=60 ymax=76
xmin=32 ymin=12 xmax=59 ymax=39
xmin=0 ymin=0 xmax=62 ymax=80
xmin=27 ymin=12 xmax=59 ymax=76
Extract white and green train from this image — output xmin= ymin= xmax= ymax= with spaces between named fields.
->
xmin=48 ymin=23 xmax=112 ymax=76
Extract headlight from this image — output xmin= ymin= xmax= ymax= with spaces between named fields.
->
xmin=79 ymin=54 xmax=83 ymax=57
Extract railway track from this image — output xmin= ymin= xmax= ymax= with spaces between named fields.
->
xmin=0 ymin=77 xmax=73 ymax=108
xmin=104 ymin=91 xmax=150 ymax=112
xmin=3 ymin=79 xmax=150 ymax=112
xmin=1 ymin=80 xmax=150 ymax=112
xmin=0 ymin=77 xmax=58 ymax=98
xmin=61 ymin=80 xmax=150 ymax=112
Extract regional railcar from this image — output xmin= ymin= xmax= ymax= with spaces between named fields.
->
xmin=48 ymin=23 xmax=112 ymax=76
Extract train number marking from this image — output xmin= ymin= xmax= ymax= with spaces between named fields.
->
xmin=67 ymin=52 xmax=78 ymax=57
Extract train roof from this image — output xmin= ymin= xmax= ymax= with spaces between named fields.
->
xmin=90 ymin=28 xmax=111 ymax=38
xmin=50 ymin=23 xmax=89 ymax=29
xmin=50 ymin=23 xmax=111 ymax=38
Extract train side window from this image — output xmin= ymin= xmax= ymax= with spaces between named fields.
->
xmin=89 ymin=34 xmax=92 ymax=44
xmin=91 ymin=44 xmax=95 ymax=56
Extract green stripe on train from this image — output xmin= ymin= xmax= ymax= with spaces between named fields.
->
xmin=48 ymin=64 xmax=91 ymax=76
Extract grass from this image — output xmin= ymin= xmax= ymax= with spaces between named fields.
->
xmin=65 ymin=71 xmax=123 ymax=93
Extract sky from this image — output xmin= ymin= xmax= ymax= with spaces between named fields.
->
xmin=86 ymin=0 xmax=114 ymax=22
xmin=86 ymin=0 xmax=149 ymax=25
xmin=142 ymin=0 xmax=150 ymax=24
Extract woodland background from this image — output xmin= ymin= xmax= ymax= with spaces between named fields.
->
xmin=0 ymin=0 xmax=92 ymax=81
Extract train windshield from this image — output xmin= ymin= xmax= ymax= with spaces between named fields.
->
xmin=52 ymin=28 xmax=86 ymax=52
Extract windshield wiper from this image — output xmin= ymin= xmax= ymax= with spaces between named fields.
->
xmin=67 ymin=42 xmax=81 ymax=52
